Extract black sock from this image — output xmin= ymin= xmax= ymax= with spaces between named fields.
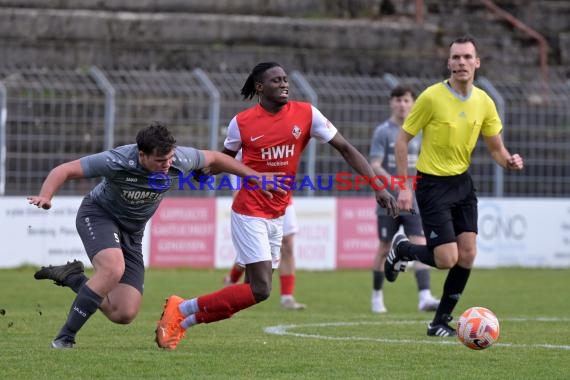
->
xmin=66 ymin=273 xmax=88 ymax=293
xmin=372 ymin=270 xmax=384 ymax=291
xmin=434 ymin=265 xmax=471 ymax=323
xmin=414 ymin=269 xmax=431 ymax=291
xmin=55 ymin=285 xmax=103 ymax=340
xmin=399 ymin=241 xmax=436 ymax=267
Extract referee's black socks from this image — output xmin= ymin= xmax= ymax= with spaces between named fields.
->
xmin=398 ymin=241 xmax=436 ymax=267
xmin=436 ymin=265 xmax=471 ymax=321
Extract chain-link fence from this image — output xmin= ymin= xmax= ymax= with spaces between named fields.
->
xmin=1 ymin=67 xmax=569 ymax=198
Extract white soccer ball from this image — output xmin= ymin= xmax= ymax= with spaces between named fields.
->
xmin=457 ymin=306 xmax=500 ymax=350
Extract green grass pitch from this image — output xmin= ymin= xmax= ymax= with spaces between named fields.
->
xmin=1 ymin=267 xmax=569 ymax=379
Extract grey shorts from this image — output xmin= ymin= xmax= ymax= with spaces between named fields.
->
xmin=76 ymin=196 xmax=145 ymax=294
xmin=377 ymin=213 xmax=423 ymax=242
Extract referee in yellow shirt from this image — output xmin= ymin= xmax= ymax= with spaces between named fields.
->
xmin=386 ymin=36 xmax=524 ymax=337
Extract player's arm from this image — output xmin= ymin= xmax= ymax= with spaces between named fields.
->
xmin=197 ymin=148 xmax=239 ymax=177
xmin=483 ymin=134 xmax=524 ymax=170
xmin=199 ymin=118 xmax=240 ymax=176
xmin=220 ymin=148 xmax=240 ymax=197
xmin=201 ymin=150 xmax=254 ymax=177
xmin=369 ymin=157 xmax=391 ymax=180
xmin=200 ymin=150 xmax=285 ymax=197
xmin=27 ymin=160 xmax=85 ymax=210
xmin=394 ymin=129 xmax=415 ymax=211
xmin=328 ymin=133 xmax=398 ymax=217
xmin=368 ymin=129 xmax=391 ymax=179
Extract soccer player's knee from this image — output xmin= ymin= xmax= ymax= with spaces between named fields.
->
xmin=435 ymin=253 xmax=458 ymax=269
xmin=251 ymin=285 xmax=272 ymax=303
xmin=458 ymin=250 xmax=477 ymax=268
xmin=434 ymin=244 xmax=459 ymax=268
xmin=113 ymin=309 xmax=138 ymax=324
xmin=462 ymin=245 xmax=477 ymax=260
xmin=100 ymin=267 xmax=124 ymax=285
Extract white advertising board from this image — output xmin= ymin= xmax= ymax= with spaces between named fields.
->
xmin=0 ymin=197 xmax=150 ymax=268
xmin=213 ymin=197 xmax=337 ymax=270
xmin=214 ymin=197 xmax=236 ymax=269
xmin=0 ymin=196 xmax=568 ymax=269
xmin=292 ymin=197 xmax=337 ymax=270
xmin=475 ymin=198 xmax=570 ymax=268
xmin=0 ymin=197 xmax=85 ymax=267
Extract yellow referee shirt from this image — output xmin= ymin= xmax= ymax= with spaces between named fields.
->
xmin=403 ymin=81 xmax=503 ymax=176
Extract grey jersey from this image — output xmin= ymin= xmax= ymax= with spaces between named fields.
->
xmin=80 ymin=144 xmax=205 ymax=232
xmin=369 ymin=119 xmax=421 ymax=215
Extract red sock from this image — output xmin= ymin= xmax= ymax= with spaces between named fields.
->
xmin=197 ymin=283 xmax=256 ymax=314
xmin=280 ymin=274 xmax=295 ymax=296
xmin=229 ymin=265 xmax=245 ymax=283
xmin=195 ymin=311 xmax=233 ymax=324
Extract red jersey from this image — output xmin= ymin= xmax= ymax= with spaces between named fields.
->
xmin=224 ymin=101 xmax=337 ymax=218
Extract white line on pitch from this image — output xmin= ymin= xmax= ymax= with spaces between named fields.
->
xmin=263 ymin=320 xmax=570 ymax=351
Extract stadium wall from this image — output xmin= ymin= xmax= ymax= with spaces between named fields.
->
xmin=3 ymin=1 xmax=568 ymax=80
xmin=2 ymin=196 xmax=569 ymax=269
xmin=0 ymin=7 xmax=438 ymax=76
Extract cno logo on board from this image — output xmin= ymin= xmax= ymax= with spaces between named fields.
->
xmin=478 ymin=202 xmax=527 ymax=250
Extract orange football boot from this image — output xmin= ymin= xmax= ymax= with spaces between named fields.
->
xmin=155 ymin=295 xmax=187 ymax=350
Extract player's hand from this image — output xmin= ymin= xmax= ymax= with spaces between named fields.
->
xmin=506 ymin=154 xmax=523 ymax=170
xmin=192 ymin=167 xmax=218 ymax=182
xmin=247 ymin=172 xmax=287 ymax=199
xmin=397 ymin=189 xmax=413 ymax=214
xmin=375 ymin=189 xmax=399 ymax=218
xmin=27 ymin=196 xmax=51 ymax=210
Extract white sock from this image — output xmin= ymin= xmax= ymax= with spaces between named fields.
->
xmin=372 ymin=290 xmax=384 ymax=303
xmin=181 ymin=314 xmax=196 ymax=329
xmin=418 ymin=289 xmax=432 ymax=301
xmin=179 ymin=298 xmax=199 ymax=315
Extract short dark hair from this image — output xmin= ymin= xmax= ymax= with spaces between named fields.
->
xmin=241 ymin=62 xmax=283 ymax=100
xmin=390 ymin=85 xmax=415 ymax=99
xmin=450 ymin=35 xmax=478 ymax=55
xmin=136 ymin=122 xmax=176 ymax=156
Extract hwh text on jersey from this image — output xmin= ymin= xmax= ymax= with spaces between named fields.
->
xmin=261 ymin=144 xmax=295 ymax=160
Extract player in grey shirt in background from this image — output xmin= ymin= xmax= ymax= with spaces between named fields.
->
xmin=369 ymin=86 xmax=440 ymax=314
xmin=29 ymin=122 xmax=283 ymax=349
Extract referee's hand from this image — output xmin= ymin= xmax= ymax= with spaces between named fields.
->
xmin=397 ymin=189 xmax=413 ymax=214
xmin=506 ymin=154 xmax=524 ymax=170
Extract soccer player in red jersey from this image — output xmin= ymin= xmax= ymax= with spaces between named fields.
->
xmin=224 ymin=200 xmax=305 ymax=310
xmin=155 ymin=62 xmax=398 ymax=350
xmin=223 ymin=151 xmax=306 ymax=310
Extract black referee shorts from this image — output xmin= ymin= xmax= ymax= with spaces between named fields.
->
xmin=415 ymin=171 xmax=478 ymax=248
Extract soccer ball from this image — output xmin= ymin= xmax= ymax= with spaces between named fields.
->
xmin=457 ymin=306 xmax=500 ymax=350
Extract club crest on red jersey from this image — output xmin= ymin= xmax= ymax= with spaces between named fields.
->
xmin=292 ymin=126 xmax=301 ymax=139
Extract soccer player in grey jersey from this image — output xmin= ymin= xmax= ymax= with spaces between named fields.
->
xmin=29 ymin=122 xmax=283 ymax=349
xmin=369 ymin=85 xmax=439 ymax=314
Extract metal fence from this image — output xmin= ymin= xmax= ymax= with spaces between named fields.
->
xmin=1 ymin=67 xmax=569 ymax=198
